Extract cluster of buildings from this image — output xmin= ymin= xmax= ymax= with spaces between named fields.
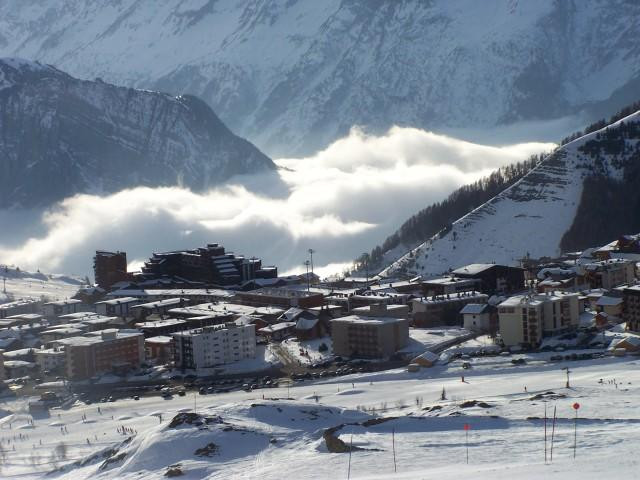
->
xmin=2 ymin=235 xmax=640 ymax=384
xmin=94 ymin=243 xmax=278 ymax=290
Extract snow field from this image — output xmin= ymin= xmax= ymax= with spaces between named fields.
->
xmin=0 ymin=349 xmax=639 ymax=478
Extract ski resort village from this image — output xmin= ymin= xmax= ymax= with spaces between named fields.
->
xmin=2 ymin=228 xmax=640 ymax=478
xmin=2 ymin=2 xmax=640 ymax=478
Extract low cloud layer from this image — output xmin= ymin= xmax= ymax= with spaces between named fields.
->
xmin=0 ymin=126 xmax=554 ymax=279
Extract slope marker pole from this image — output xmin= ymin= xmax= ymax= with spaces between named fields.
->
xmin=550 ymin=405 xmax=557 ymax=462
xmin=544 ymin=403 xmax=548 ymax=464
xmin=392 ymin=427 xmax=397 ymax=473
xmin=347 ymin=434 xmax=353 ymax=479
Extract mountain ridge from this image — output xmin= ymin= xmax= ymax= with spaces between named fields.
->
xmin=0 ymin=58 xmax=274 ymax=208
xmin=1 ymin=0 xmax=639 ymax=155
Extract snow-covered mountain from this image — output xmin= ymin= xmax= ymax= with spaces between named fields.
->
xmin=381 ymin=109 xmax=640 ymax=278
xmin=0 ymin=58 xmax=274 ymax=208
xmin=0 ymin=0 xmax=638 ymax=155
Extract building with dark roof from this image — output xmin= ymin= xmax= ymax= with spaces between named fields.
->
xmin=451 ymin=264 xmax=525 ymax=295
xmin=140 ymin=243 xmax=277 ymax=286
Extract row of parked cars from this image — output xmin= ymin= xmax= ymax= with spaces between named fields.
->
xmin=549 ymin=352 xmax=606 ymax=362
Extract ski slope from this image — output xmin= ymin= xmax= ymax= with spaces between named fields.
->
xmin=0 ymin=267 xmax=82 ymax=304
xmin=2 ymin=344 xmax=640 ymax=479
xmin=382 ymin=111 xmax=640 ymax=278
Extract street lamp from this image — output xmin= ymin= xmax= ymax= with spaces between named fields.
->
xmin=304 ymin=260 xmax=311 ymax=292
xmin=308 ymin=249 xmax=315 ymax=276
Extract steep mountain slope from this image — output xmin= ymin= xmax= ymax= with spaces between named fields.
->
xmin=357 ymin=155 xmax=542 ymax=271
xmin=381 ymin=109 xmax=640 ymax=278
xmin=0 ymin=58 xmax=274 ymax=208
xmin=0 ymin=1 xmax=639 ymax=155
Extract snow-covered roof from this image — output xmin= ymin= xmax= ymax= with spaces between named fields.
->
xmin=452 ymin=264 xmax=496 ymax=275
xmin=295 ymin=317 xmax=319 ymax=331
xmin=135 ymin=318 xmax=186 ymax=329
xmin=414 ymin=350 xmax=439 ymax=362
xmin=596 ymin=296 xmax=623 ymax=307
xmin=281 ymin=307 xmax=304 ymax=321
xmin=460 ymin=303 xmax=489 ymax=315
xmin=131 ymin=298 xmax=186 ymax=310
xmin=3 ymin=360 xmax=35 ymax=368
xmin=145 ymin=335 xmax=173 ymax=344
xmin=258 ymin=322 xmax=296 ymax=333
xmin=331 ymin=315 xmax=407 ymax=326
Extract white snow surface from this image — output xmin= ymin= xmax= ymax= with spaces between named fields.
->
xmin=0 ymin=267 xmax=83 ymax=303
xmin=2 ymin=348 xmax=640 ymax=478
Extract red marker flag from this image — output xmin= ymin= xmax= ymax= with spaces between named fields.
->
xmin=573 ymin=402 xmax=580 ymax=410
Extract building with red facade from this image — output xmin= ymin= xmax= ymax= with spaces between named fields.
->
xmin=58 ymin=329 xmax=143 ymax=380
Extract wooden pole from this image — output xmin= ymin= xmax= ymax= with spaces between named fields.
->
xmin=392 ymin=427 xmax=397 ymax=473
xmin=573 ymin=409 xmax=578 ymax=459
xmin=550 ymin=406 xmax=557 ymax=462
xmin=544 ymin=403 xmax=548 ymax=464
xmin=466 ymin=428 xmax=469 ymax=464
xmin=347 ymin=434 xmax=353 ymax=479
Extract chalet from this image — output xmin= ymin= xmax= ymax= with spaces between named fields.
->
xmin=258 ymin=322 xmax=296 ymax=341
xmin=411 ymin=350 xmax=439 ymax=368
xmin=460 ymin=303 xmax=495 ymax=333
xmin=295 ymin=316 xmax=325 ymax=340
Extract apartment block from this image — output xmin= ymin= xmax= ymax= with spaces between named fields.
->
xmin=498 ymin=292 xmax=580 ymax=348
xmin=623 ymin=285 xmax=640 ymax=332
xmin=331 ymin=315 xmax=410 ymax=359
xmin=582 ymin=258 xmax=636 ymax=290
xmin=58 ymin=329 xmax=144 ymax=380
xmin=172 ymin=323 xmax=256 ymax=369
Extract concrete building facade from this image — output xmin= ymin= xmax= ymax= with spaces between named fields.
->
xmin=331 ymin=315 xmax=410 ymax=358
xmin=58 ymin=329 xmax=144 ymax=380
xmin=173 ymin=323 xmax=256 ymax=370
xmin=498 ymin=292 xmax=580 ymax=348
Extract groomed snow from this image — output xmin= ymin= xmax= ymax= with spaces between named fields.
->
xmin=2 ymin=344 xmax=640 ymax=478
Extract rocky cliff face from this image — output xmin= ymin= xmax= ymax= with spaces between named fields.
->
xmin=0 ymin=0 xmax=638 ymax=155
xmin=0 ymin=58 xmax=274 ymax=208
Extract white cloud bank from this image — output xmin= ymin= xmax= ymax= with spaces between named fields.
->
xmin=0 ymin=126 xmax=555 ymax=278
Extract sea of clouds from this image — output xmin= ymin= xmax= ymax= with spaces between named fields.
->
xmin=0 ymin=126 xmax=555 ymax=279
